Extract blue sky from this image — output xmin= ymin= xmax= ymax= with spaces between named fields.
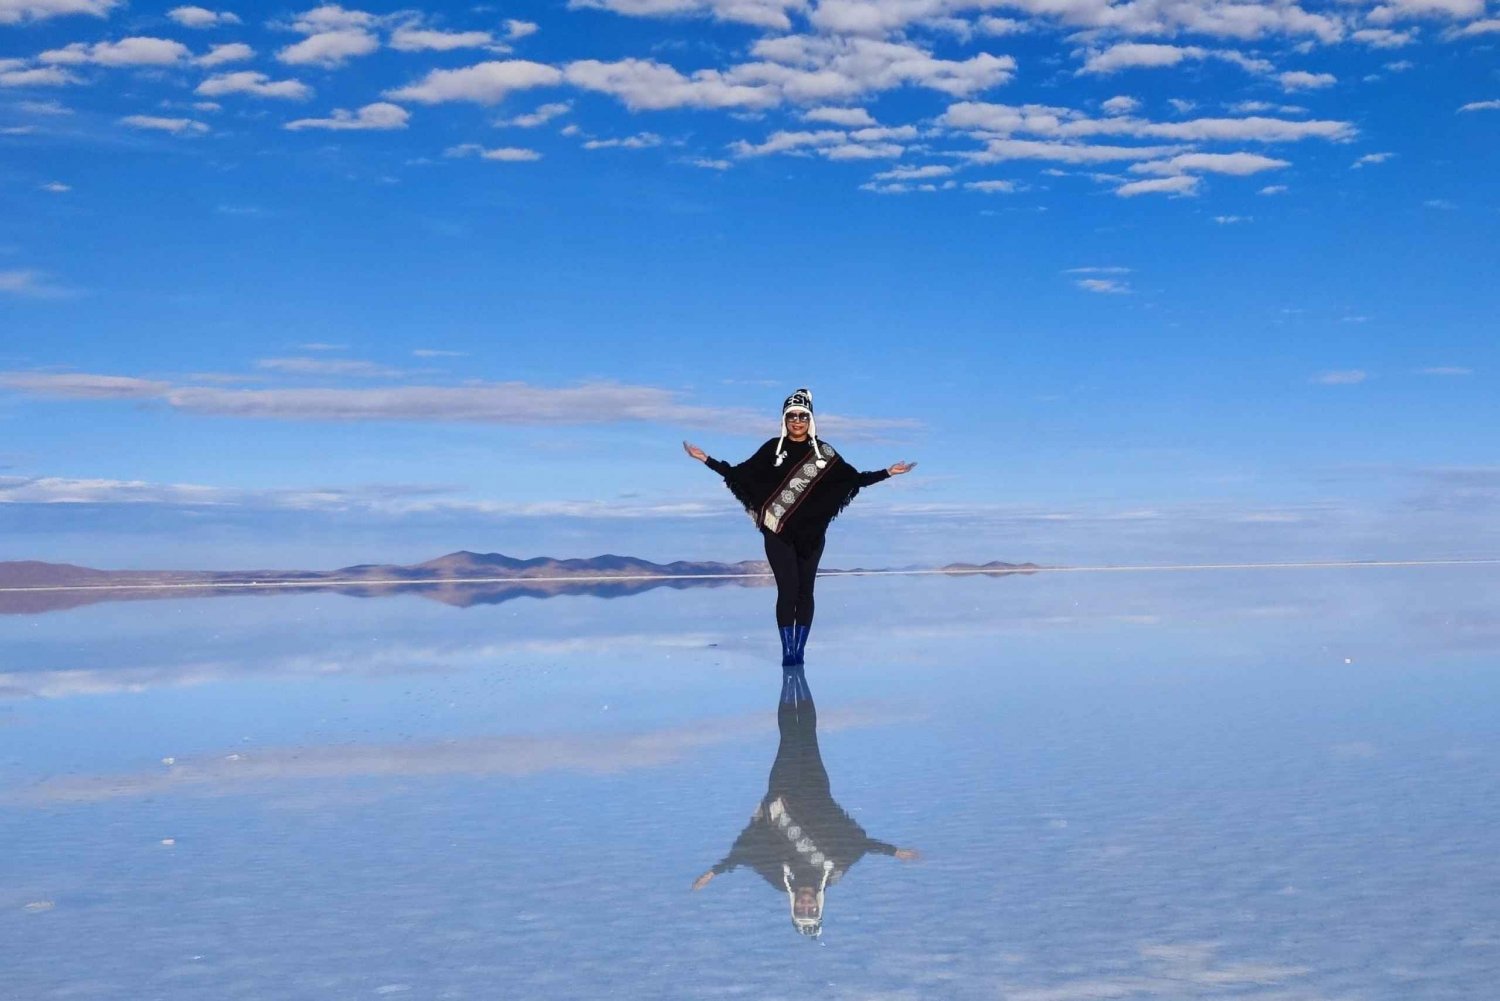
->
xmin=1 ymin=0 xmax=1497 ymax=568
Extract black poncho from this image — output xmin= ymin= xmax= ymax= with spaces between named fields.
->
xmin=708 ymin=701 xmax=899 ymax=891
xmin=706 ymin=437 xmax=890 ymax=554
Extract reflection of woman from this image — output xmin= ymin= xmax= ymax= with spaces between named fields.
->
xmin=683 ymin=389 xmax=914 ymax=667
xmin=691 ymin=670 xmax=919 ymax=938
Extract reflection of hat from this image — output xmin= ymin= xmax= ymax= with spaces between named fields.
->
xmin=783 ymin=861 xmax=833 ymax=938
xmin=774 ymin=388 xmax=826 ymax=469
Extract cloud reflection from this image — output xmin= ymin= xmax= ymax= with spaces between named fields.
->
xmin=14 ymin=705 xmax=912 ymax=805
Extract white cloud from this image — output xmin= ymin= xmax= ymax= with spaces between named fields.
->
xmin=17 ymin=98 xmax=71 ymax=114
xmin=873 ymin=164 xmax=953 ymax=179
xmin=389 ymin=27 xmax=497 ymax=51
xmin=1115 ymin=175 xmax=1201 ymax=197
xmin=941 ymin=101 xmax=1356 ymax=144
xmin=977 ymin=15 xmax=1025 ymax=34
xmin=583 ymin=132 xmax=663 ymax=149
xmin=1132 ymin=152 xmax=1290 ymax=175
xmin=688 ymin=157 xmax=731 ymax=169
xmin=196 ymin=42 xmax=254 ymax=66
xmin=167 ymin=5 xmax=239 ymax=27
xmin=0 ymin=66 xmax=78 ymax=87
xmin=0 ymin=269 xmax=70 ymax=297
xmin=197 ymin=71 xmax=312 ymax=100
xmin=504 ymin=18 xmax=539 ymax=38
xmin=1101 ymin=95 xmax=1139 ymax=115
xmin=1352 ymin=27 xmax=1415 ymax=46
xmin=1458 ymin=99 xmax=1500 ymax=112
xmin=0 ymin=0 xmax=117 ymax=23
xmin=803 ymin=105 xmax=877 ymax=126
xmin=256 ymin=357 xmax=402 ymax=376
xmin=970 ymin=138 xmax=1186 ymax=164
xmin=1279 ymin=70 xmax=1336 ymax=91
xmin=385 ymin=60 xmax=563 ymax=105
xmin=1213 ymin=214 xmax=1251 ymax=223
xmin=1352 ymin=151 xmax=1395 ymax=167
xmin=823 ymin=141 xmax=902 ymax=159
xmin=1418 ymin=366 xmax=1472 ymax=376
xmin=278 ymin=29 xmax=379 ymax=67
xmin=1313 ymin=370 xmax=1368 ymax=384
xmin=567 ymin=58 xmax=777 ymax=110
xmin=728 ymin=126 xmax=917 ymax=158
xmin=1370 ymin=0 xmax=1482 ymax=22
xmin=1449 ymin=17 xmax=1500 ymax=35
xmin=285 ymin=102 xmax=409 ymax=131
xmin=964 ymin=179 xmax=1016 ymax=192
xmin=445 ymin=143 xmax=543 ymax=162
xmin=1258 ymin=184 xmax=1288 ymax=194
xmin=1082 ymin=43 xmax=1283 ymax=76
xmin=0 ymin=372 xmax=770 ymax=429
xmin=568 ymin=0 xmax=802 ymax=31
xmin=287 ymin=4 xmax=377 ymax=32
xmin=734 ymin=36 xmax=1014 ymax=102
xmin=40 ymin=37 xmax=190 ymax=67
xmin=1081 ymin=42 xmax=1206 ymax=73
xmin=121 ymin=114 xmax=209 ymax=134
xmin=477 ymin=147 xmax=543 ymax=161
xmin=40 ymin=181 xmax=71 ymax=192
xmin=1076 ymin=277 xmax=1130 ymax=292
xmin=499 ymin=102 xmax=571 ymax=127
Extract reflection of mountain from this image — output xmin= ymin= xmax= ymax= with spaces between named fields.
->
xmin=0 ymin=552 xmax=1040 ymax=616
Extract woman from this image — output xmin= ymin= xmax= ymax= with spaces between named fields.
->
xmin=690 ymin=669 xmax=919 ymax=939
xmin=683 ymin=388 xmax=914 ymax=667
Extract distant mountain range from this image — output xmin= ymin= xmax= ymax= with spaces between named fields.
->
xmin=0 ymin=551 xmax=1040 ymax=616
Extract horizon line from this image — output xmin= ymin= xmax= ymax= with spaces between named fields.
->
xmin=4 ymin=558 xmax=1498 ymax=595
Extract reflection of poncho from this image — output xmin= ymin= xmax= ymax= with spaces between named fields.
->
xmin=706 ymin=438 xmax=890 ymax=555
xmin=709 ymin=702 xmax=898 ymax=891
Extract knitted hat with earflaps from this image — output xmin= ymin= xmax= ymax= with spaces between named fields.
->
xmin=774 ymin=388 xmax=826 ymax=468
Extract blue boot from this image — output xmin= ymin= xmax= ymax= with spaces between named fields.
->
xmin=779 ymin=625 xmax=796 ymax=668
xmin=781 ymin=665 xmax=812 ymax=707
xmin=791 ymin=623 xmax=811 ymax=666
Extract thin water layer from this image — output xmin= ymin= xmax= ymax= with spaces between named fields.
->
xmin=2 ymin=566 xmax=1497 ymax=1000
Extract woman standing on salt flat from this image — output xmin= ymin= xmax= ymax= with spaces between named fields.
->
xmin=683 ymin=388 xmax=914 ymax=667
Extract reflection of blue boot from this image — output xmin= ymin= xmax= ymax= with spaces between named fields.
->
xmin=791 ymin=624 xmax=811 ymax=666
xmin=781 ymin=665 xmax=812 ymax=707
xmin=779 ymin=626 xmax=796 ymax=667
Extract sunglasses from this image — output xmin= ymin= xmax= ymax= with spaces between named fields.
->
xmin=785 ymin=413 xmax=810 ymax=423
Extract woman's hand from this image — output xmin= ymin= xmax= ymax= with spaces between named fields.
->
xmin=691 ymin=871 xmax=716 ymax=890
xmin=683 ymin=441 xmax=708 ymax=463
xmin=888 ymin=461 xmax=917 ymax=476
xmin=894 ymin=848 xmax=921 ymax=862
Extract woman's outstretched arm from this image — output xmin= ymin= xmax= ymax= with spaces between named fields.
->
xmin=856 ymin=460 xmax=916 ymax=487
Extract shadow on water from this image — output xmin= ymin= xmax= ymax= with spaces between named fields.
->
xmin=692 ymin=668 xmax=919 ymax=939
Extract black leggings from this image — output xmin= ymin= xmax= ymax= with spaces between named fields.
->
xmin=763 ymin=531 xmax=825 ymax=628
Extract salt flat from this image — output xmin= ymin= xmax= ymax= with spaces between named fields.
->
xmin=2 ymin=566 xmax=1496 ymax=1000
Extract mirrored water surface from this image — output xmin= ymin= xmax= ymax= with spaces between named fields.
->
xmin=3 ymin=567 xmax=1497 ymax=1000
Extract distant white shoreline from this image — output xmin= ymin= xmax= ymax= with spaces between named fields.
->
xmin=4 ymin=558 xmax=1497 ymax=595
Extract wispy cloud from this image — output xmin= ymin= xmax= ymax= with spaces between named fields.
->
xmin=285 ymin=102 xmax=409 ymax=131
xmin=0 ymin=269 xmax=72 ymax=298
xmin=15 ymin=706 xmax=903 ymax=802
xmin=255 ymin=357 xmax=405 ymax=377
xmin=0 ymin=371 xmax=914 ymax=436
xmin=1312 ymin=369 xmax=1368 ymax=385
